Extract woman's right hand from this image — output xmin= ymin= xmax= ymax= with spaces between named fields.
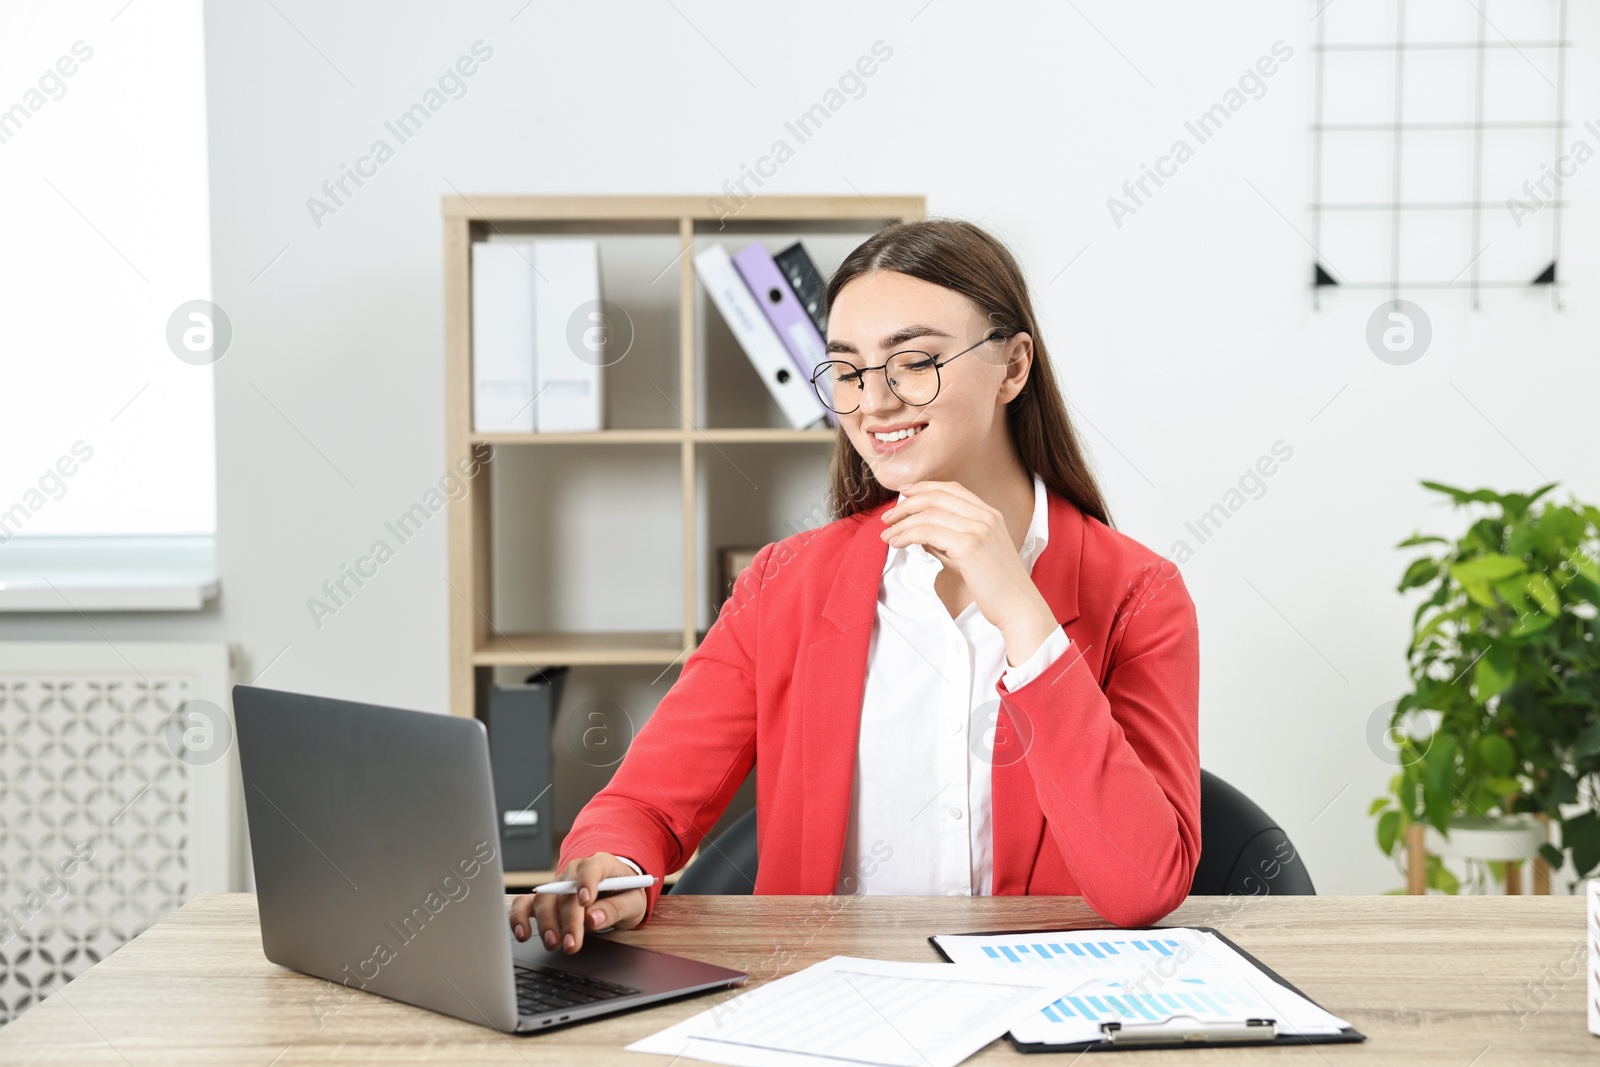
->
xmin=508 ymin=852 xmax=649 ymax=954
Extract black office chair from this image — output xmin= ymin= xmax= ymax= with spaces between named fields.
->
xmin=669 ymin=808 xmax=759 ymax=894
xmin=1188 ymin=770 xmax=1315 ymax=895
xmin=670 ymin=770 xmax=1315 ymax=896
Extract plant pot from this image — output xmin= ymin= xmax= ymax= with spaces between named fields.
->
xmin=1422 ymin=814 xmax=1545 ymax=863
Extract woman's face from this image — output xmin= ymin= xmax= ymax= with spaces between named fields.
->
xmin=825 ymin=269 xmax=1030 ymax=493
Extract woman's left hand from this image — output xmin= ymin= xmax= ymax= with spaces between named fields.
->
xmin=880 ymin=480 xmax=1060 ymax=666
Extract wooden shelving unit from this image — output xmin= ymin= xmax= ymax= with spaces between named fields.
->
xmin=443 ymin=194 xmax=924 ymax=715
xmin=441 ymin=195 xmax=925 ymax=886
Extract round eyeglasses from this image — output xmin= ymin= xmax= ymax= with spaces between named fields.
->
xmin=809 ymin=331 xmax=1006 ymax=416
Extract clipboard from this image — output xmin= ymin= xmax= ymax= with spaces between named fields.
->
xmin=929 ymin=925 xmax=1367 ymax=1053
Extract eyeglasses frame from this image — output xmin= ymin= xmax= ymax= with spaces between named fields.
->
xmin=808 ymin=329 xmax=1009 ymax=415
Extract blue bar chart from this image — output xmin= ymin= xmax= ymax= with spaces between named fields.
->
xmin=1039 ymin=979 xmax=1269 ymax=1026
xmin=980 ymin=937 xmax=1184 ymax=968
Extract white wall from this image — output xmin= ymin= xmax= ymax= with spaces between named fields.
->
xmin=12 ymin=0 xmax=1597 ymax=895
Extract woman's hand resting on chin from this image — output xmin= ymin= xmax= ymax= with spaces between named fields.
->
xmin=879 ymin=479 xmax=1060 ymax=667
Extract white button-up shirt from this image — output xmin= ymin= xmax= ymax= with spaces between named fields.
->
xmin=834 ymin=471 xmax=1072 ymax=896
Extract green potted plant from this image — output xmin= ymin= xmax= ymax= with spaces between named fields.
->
xmin=1371 ymin=480 xmax=1600 ymax=892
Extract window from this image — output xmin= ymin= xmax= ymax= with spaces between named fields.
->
xmin=0 ymin=0 xmax=215 ymax=543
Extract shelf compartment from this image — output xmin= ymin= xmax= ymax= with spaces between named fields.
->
xmin=692 ymin=226 xmax=877 ymax=431
xmin=474 ymin=630 xmax=689 ymax=666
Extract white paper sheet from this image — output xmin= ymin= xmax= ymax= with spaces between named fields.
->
xmin=932 ymin=928 xmax=1351 ymax=1044
xmin=626 ymin=955 xmax=1065 ymax=1067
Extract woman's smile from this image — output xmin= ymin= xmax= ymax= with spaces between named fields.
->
xmin=867 ymin=421 xmax=928 ymax=454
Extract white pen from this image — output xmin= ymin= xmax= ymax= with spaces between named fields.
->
xmin=531 ymin=874 xmax=658 ymax=896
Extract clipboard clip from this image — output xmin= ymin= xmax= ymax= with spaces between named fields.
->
xmin=1101 ymin=1015 xmax=1277 ymax=1046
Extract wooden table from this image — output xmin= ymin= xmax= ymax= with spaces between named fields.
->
xmin=0 ymin=893 xmax=1590 ymax=1064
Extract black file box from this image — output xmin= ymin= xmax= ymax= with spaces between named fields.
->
xmin=486 ymin=667 xmax=568 ymax=871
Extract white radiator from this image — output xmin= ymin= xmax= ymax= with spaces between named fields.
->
xmin=0 ymin=642 xmax=239 ymax=1024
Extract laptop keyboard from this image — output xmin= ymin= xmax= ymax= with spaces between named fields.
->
xmin=514 ymin=963 xmax=642 ymax=1016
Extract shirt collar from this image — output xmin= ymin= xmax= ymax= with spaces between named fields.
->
xmin=1019 ymin=469 xmax=1050 ymax=572
xmin=885 ymin=472 xmax=1050 ymax=575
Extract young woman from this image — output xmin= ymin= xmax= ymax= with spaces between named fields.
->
xmin=510 ymin=218 xmax=1200 ymax=953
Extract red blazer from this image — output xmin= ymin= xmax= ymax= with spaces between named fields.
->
xmin=560 ymin=488 xmax=1202 ymax=927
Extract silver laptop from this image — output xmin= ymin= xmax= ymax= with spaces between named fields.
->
xmin=233 ymin=684 xmax=745 ymax=1033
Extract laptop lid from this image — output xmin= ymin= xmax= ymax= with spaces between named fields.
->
xmin=233 ymin=684 xmax=520 ymax=1032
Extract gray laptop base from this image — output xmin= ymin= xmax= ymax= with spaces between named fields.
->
xmin=232 ymin=684 xmax=744 ymax=1034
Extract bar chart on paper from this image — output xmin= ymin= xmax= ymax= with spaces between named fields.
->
xmin=933 ymin=928 xmax=1353 ymax=1043
xmin=979 ymin=936 xmax=1186 ymax=968
xmin=966 ymin=938 xmax=1279 ymax=1036
xmin=1040 ymin=977 xmax=1271 ymax=1026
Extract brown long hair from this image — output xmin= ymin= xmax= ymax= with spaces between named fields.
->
xmin=822 ymin=217 xmax=1113 ymax=528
